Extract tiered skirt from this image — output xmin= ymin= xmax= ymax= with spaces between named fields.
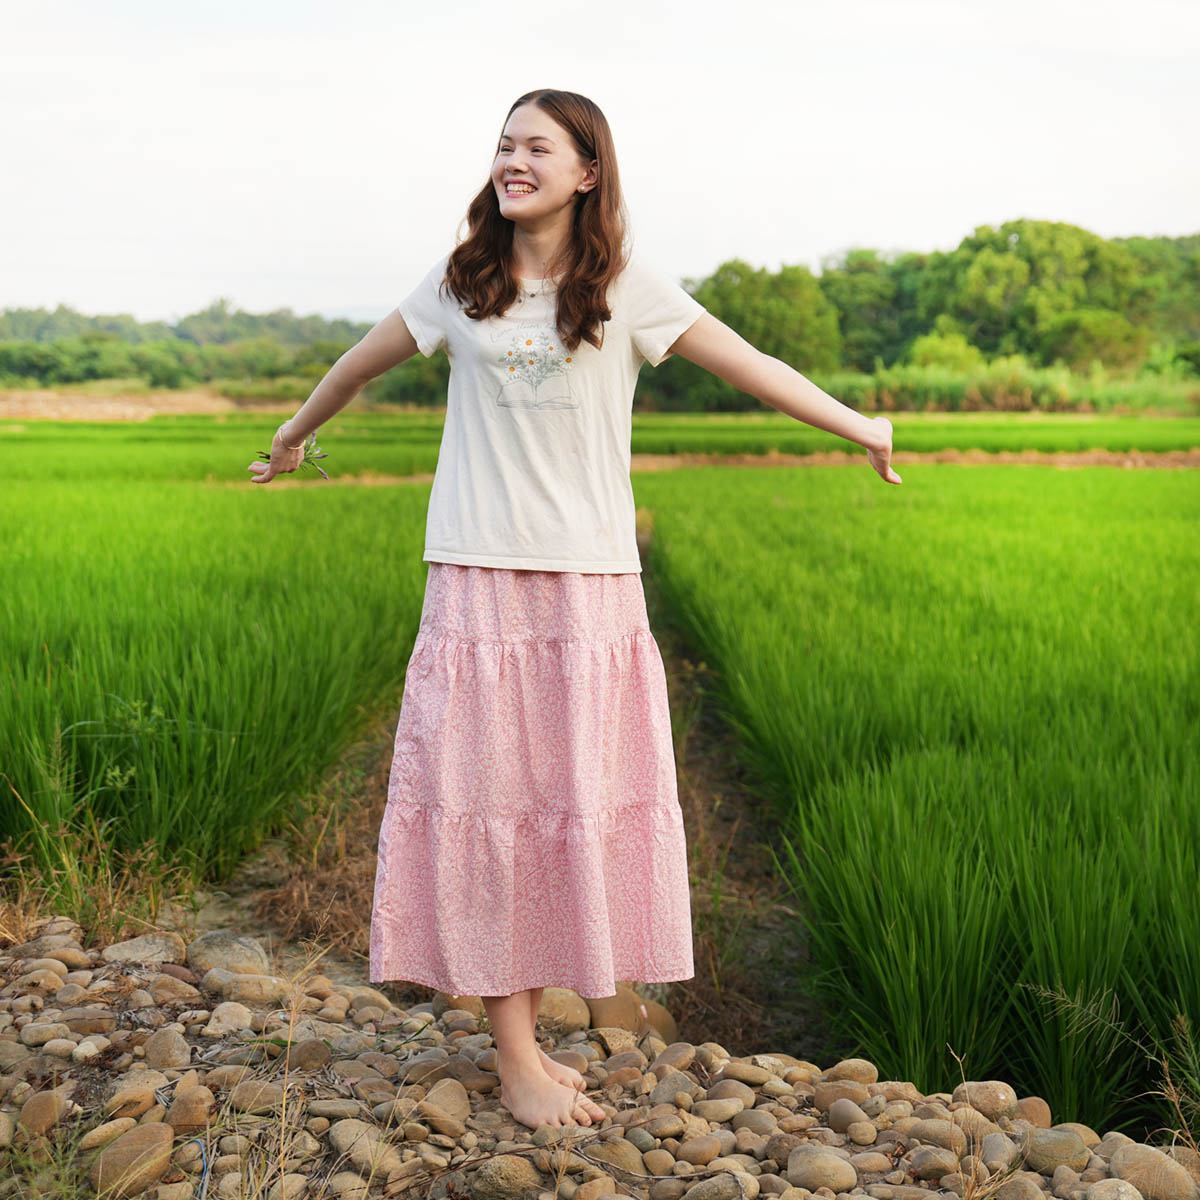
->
xmin=368 ymin=562 xmax=695 ymax=999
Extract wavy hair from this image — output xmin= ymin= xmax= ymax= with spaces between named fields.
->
xmin=441 ymin=89 xmax=631 ymax=354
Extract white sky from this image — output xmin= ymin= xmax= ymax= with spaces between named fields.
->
xmin=3 ymin=0 xmax=1198 ymax=325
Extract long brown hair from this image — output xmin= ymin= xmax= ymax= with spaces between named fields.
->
xmin=441 ymin=89 xmax=631 ymax=354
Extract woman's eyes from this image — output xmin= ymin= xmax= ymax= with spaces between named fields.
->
xmin=499 ymin=146 xmax=546 ymax=153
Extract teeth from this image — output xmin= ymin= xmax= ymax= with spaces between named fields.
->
xmin=507 ymin=185 xmax=535 ymax=193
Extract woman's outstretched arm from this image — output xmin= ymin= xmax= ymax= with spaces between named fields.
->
xmin=666 ymin=313 xmax=901 ymax=485
xmin=248 ymin=311 xmax=422 ymax=484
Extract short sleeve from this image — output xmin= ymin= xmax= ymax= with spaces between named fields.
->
xmin=396 ymin=253 xmax=452 ymax=358
xmin=619 ymin=255 xmax=707 ymax=367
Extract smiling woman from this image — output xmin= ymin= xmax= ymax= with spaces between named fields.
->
xmin=246 ymin=85 xmax=898 ymax=1135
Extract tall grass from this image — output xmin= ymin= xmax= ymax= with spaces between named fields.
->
xmin=635 ymin=464 xmax=1200 ymax=1133
xmin=811 ymin=362 xmax=1200 ymax=414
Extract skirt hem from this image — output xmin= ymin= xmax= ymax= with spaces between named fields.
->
xmin=366 ymin=966 xmax=697 ymax=1001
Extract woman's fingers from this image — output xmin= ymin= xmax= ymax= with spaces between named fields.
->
xmin=868 ymin=416 xmax=901 ymax=485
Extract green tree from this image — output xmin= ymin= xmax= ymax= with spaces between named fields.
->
xmin=819 ymin=249 xmax=903 ymax=370
xmin=1039 ymin=308 xmax=1154 ymax=371
xmin=905 ymin=330 xmax=986 ymax=370
xmin=646 ymin=258 xmax=841 ymax=411
xmin=917 ymin=219 xmax=1151 ymax=358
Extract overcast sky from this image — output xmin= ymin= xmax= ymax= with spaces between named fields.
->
xmin=4 ymin=0 xmax=1197 ymax=326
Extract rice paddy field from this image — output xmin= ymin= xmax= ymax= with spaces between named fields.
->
xmin=3 ymin=408 xmax=1198 ymax=1134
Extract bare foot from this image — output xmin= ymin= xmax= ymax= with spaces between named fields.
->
xmin=540 ymin=1048 xmax=586 ymax=1092
xmin=496 ymin=1048 xmax=606 ymax=1126
xmin=497 ymin=1045 xmax=585 ymax=1091
xmin=497 ymin=1057 xmax=593 ymax=1130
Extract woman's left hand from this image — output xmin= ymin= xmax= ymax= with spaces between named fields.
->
xmin=866 ymin=417 xmax=902 ymax=485
xmin=248 ymin=426 xmax=306 ymax=484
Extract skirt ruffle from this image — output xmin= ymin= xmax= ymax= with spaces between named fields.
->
xmin=368 ymin=562 xmax=694 ymax=999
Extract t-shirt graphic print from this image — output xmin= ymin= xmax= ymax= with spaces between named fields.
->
xmin=396 ymin=248 xmax=706 ymax=573
xmin=493 ymin=321 xmax=578 ymax=410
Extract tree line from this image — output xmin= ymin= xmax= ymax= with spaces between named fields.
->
xmin=1 ymin=219 xmax=1197 ymax=408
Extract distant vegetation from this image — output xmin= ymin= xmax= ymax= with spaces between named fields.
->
xmin=2 ymin=219 xmax=1198 ymax=411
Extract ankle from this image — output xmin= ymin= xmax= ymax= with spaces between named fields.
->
xmin=495 ymin=1044 xmax=541 ymax=1074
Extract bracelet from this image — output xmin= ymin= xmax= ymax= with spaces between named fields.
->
xmin=277 ymin=423 xmax=306 ymax=450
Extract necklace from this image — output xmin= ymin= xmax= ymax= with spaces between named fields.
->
xmin=519 ymin=277 xmax=552 ymax=302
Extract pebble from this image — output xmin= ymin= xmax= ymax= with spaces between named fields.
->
xmin=0 ymin=913 xmax=1194 ymax=1200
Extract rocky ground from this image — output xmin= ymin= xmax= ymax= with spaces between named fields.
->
xmin=4 ymin=919 xmax=1200 ymax=1200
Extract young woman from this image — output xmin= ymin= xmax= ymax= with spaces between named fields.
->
xmin=249 ymin=88 xmax=899 ymax=1132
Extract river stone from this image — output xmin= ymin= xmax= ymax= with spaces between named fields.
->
xmin=912 ymin=1118 xmax=968 ymax=1156
xmin=101 ymin=932 xmax=186 ymax=965
xmin=1018 ymin=1096 xmax=1054 ymax=1127
xmin=1088 ymin=1181 xmax=1146 ymax=1200
xmin=1166 ymin=1148 xmax=1200 ymax=1186
xmin=0 ymin=1040 xmax=31 ymax=1069
xmin=953 ymin=1080 xmax=1019 ymax=1120
xmin=86 ymin=1121 xmax=174 ymax=1198
xmin=18 ymin=1087 xmax=75 ymax=1135
xmin=588 ymin=1136 xmax=646 ymax=1175
xmin=1110 ymin=1144 xmax=1199 ymax=1200
xmin=468 ymin=1151 xmax=549 ymax=1199
xmin=827 ymin=1057 xmax=880 ymax=1084
xmin=692 ymin=1098 xmax=746 ymax=1122
xmin=997 ymin=1175 xmax=1051 ymax=1200
xmin=910 ymin=1145 xmax=961 ymax=1179
xmin=814 ymin=1079 xmax=871 ymax=1110
xmin=143 ymin=1028 xmax=191 ymax=1069
xmin=709 ymin=1077 xmax=757 ymax=1108
xmin=201 ymin=967 xmax=293 ymax=1006
xmin=105 ymin=1083 xmax=157 ymax=1119
xmin=186 ymin=929 xmax=271 ymax=975
xmin=424 ymin=1077 xmax=470 ymax=1122
xmin=850 ymin=1120 xmax=880 ymax=1145
xmin=327 ymin=1118 xmax=403 ymax=1175
xmin=982 ymin=1132 xmax=1022 ymax=1170
xmin=651 ymin=1068 xmax=699 ymax=1104
xmin=326 ymin=1173 xmax=370 ymax=1200
xmin=78 ymin=1117 xmax=138 ymax=1151
xmin=829 ymin=1096 xmax=871 ymax=1132
xmin=685 ymin=1177 xmax=754 ymax=1200
xmin=677 ymin=1133 xmax=723 ymax=1165
xmin=228 ymin=1080 xmax=287 ymax=1113
xmin=1026 ymin=1129 xmax=1096 ymax=1174
xmin=165 ymin=1084 xmax=216 ymax=1133
xmin=954 ymin=1106 xmax=1003 ymax=1141
xmin=852 ymin=1151 xmax=895 ymax=1173
xmin=203 ymin=1000 xmax=255 ymax=1037
xmin=415 ymin=1099 xmax=466 ymax=1139
xmin=788 ymin=1147 xmax=858 ymax=1192
xmin=733 ymin=1108 xmax=776 ymax=1136
xmin=719 ymin=1060 xmax=773 ymax=1086
xmin=18 ymin=1021 xmax=71 ymax=1046
xmin=1098 ymin=1133 xmax=1137 ymax=1159
xmin=1054 ymin=1122 xmax=1101 ymax=1148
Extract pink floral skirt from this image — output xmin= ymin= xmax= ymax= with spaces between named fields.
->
xmin=368 ymin=562 xmax=695 ymax=999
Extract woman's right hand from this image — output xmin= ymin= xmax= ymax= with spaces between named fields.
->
xmin=866 ymin=416 xmax=902 ymax=485
xmin=248 ymin=425 xmax=306 ymax=484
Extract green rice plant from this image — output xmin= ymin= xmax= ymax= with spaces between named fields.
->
xmin=2 ymin=410 xmax=1200 ymax=484
xmin=634 ymin=463 xmax=1200 ymax=1133
xmin=1 ymin=477 xmax=432 ymax=881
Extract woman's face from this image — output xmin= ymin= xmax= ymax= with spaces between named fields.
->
xmin=491 ymin=104 xmax=597 ymax=228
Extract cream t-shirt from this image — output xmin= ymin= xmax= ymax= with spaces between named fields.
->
xmin=396 ymin=249 xmax=707 ymax=574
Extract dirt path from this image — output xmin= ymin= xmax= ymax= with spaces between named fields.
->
xmin=632 ymin=447 xmax=1200 ymax=470
xmin=211 ymin=445 xmax=1200 ymax=492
